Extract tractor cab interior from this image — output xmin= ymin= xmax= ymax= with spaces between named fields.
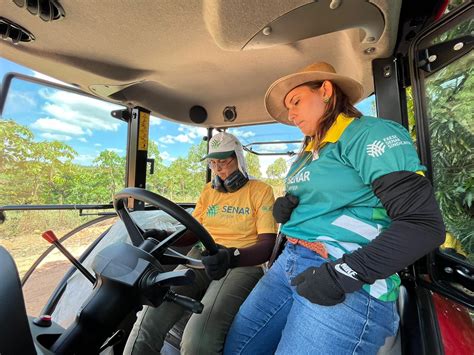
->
xmin=0 ymin=1 xmax=472 ymax=354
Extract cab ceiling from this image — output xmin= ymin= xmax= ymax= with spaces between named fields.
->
xmin=0 ymin=0 xmax=402 ymax=128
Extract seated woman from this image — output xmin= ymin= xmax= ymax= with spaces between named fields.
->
xmin=124 ymin=132 xmax=278 ymax=355
xmin=224 ymin=62 xmax=445 ymax=354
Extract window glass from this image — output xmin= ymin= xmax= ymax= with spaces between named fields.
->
xmin=229 ymin=123 xmax=302 ymax=197
xmin=0 ymin=76 xmax=127 ymax=281
xmin=146 ymin=120 xmax=208 ymax=202
xmin=1 ymin=78 xmax=127 ymax=205
xmin=432 ymin=11 xmax=473 ymax=45
xmin=425 ymin=51 xmax=473 ymax=265
xmin=21 ymin=216 xmax=117 ymax=318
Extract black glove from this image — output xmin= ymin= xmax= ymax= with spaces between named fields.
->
xmin=143 ymin=229 xmax=169 ymax=241
xmin=273 ymin=193 xmax=299 ymax=224
xmin=291 ymin=261 xmax=364 ymax=306
xmin=201 ymin=247 xmax=240 ymax=280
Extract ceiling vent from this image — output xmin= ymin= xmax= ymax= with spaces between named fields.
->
xmin=0 ymin=17 xmax=35 ymax=43
xmin=12 ymin=0 xmax=65 ymax=22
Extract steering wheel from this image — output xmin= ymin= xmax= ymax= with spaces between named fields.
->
xmin=46 ymin=188 xmax=217 ymax=354
xmin=113 ymin=187 xmax=218 ymax=256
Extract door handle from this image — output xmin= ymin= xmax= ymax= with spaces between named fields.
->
xmin=456 ymin=267 xmax=474 ymax=281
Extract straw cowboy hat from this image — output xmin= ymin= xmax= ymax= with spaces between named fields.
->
xmin=265 ymin=62 xmax=364 ymax=125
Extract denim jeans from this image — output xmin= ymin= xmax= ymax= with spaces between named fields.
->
xmin=224 ymin=243 xmax=399 ymax=355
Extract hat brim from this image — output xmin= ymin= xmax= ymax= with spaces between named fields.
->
xmin=201 ymin=150 xmax=235 ymax=160
xmin=264 ymin=71 xmax=364 ymax=125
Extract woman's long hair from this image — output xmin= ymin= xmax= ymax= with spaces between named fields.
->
xmin=298 ymin=81 xmax=363 ymax=156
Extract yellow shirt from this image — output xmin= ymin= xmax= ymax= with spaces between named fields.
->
xmin=192 ymin=180 xmax=278 ymax=248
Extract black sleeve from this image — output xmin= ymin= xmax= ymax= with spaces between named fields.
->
xmin=342 ymin=171 xmax=446 ymax=284
xmin=233 ymin=233 xmax=276 ymax=267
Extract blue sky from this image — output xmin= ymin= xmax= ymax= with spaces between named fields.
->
xmin=0 ymin=57 xmax=375 ymax=173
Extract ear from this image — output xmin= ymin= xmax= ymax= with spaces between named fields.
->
xmin=321 ymin=80 xmax=334 ymax=99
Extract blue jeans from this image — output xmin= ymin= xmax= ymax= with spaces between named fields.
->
xmin=224 ymin=243 xmax=399 ymax=355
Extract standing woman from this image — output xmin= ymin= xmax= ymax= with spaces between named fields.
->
xmin=224 ymin=62 xmax=445 ymax=354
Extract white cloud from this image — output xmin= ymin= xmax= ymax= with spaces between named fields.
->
xmin=34 ymin=89 xmax=124 ymax=139
xmin=175 ymin=134 xmax=192 ymax=143
xmin=78 ymin=138 xmax=87 ymax=143
xmin=6 ymin=91 xmax=37 ymax=110
xmin=31 ymin=118 xmax=87 ymax=136
xmin=178 ymin=125 xmax=207 ymax=140
xmin=94 ymin=143 xmax=102 ymax=147
xmin=40 ymin=132 xmax=72 ymax=141
xmin=157 ymin=125 xmax=206 ymax=145
xmin=150 ymin=115 xmax=162 ymax=126
xmin=160 ymin=151 xmax=176 ymax=162
xmin=159 ymin=135 xmax=177 ymax=144
xmin=228 ymin=128 xmax=256 ymax=139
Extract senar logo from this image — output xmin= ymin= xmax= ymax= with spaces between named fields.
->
xmin=367 ymin=135 xmax=412 ymax=157
xmin=210 ymin=139 xmax=221 ymax=149
xmin=206 ymin=204 xmax=219 ymax=217
xmin=222 ymin=205 xmax=251 ymax=215
xmin=366 ymin=140 xmax=386 ymax=157
xmin=287 ymin=171 xmax=311 ymax=184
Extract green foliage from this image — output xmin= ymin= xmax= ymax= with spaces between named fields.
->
xmin=405 ymin=12 xmax=473 ymax=261
xmin=405 ymin=87 xmax=417 ymax=141
xmin=0 ymin=119 xmax=79 ymax=204
xmin=0 ymin=120 xmax=209 ymax=205
xmin=147 ymin=140 xmax=207 ymax=202
xmin=245 ymin=152 xmax=262 ymax=178
xmin=424 ymin=53 xmax=473 ymax=260
xmin=93 ymin=150 xmax=126 ymax=201
xmin=266 ymin=158 xmax=287 ymax=179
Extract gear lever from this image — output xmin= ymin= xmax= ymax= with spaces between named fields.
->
xmin=42 ymin=230 xmax=96 ymax=284
xmin=164 ymin=290 xmax=204 ymax=313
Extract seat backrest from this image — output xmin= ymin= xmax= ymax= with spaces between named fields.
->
xmin=0 ymin=246 xmax=36 ymax=355
xmin=376 ymin=284 xmax=406 ymax=355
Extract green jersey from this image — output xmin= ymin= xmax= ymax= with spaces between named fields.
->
xmin=282 ymin=114 xmax=425 ymax=301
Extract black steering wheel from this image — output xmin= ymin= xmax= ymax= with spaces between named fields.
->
xmin=46 ymin=188 xmax=217 ymax=354
xmin=113 ymin=187 xmax=218 ymax=256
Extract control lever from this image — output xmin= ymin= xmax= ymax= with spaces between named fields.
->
xmin=146 ymin=269 xmax=196 ymax=287
xmin=99 ymin=329 xmax=125 ymax=352
xmin=42 ymin=230 xmax=96 ymax=284
xmin=140 ymin=268 xmax=197 ymax=307
xmin=164 ymin=290 xmax=204 ymax=314
xmin=161 ymin=248 xmax=205 ymax=269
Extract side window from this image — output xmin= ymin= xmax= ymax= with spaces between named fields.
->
xmin=0 ymin=74 xmax=127 ymax=313
xmin=1 ymin=78 xmax=128 ymax=205
xmin=229 ymin=124 xmax=302 ymax=198
xmin=424 ymin=28 xmax=473 ymax=264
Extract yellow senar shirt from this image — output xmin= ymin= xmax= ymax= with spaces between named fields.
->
xmin=192 ymin=180 xmax=278 ymax=248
